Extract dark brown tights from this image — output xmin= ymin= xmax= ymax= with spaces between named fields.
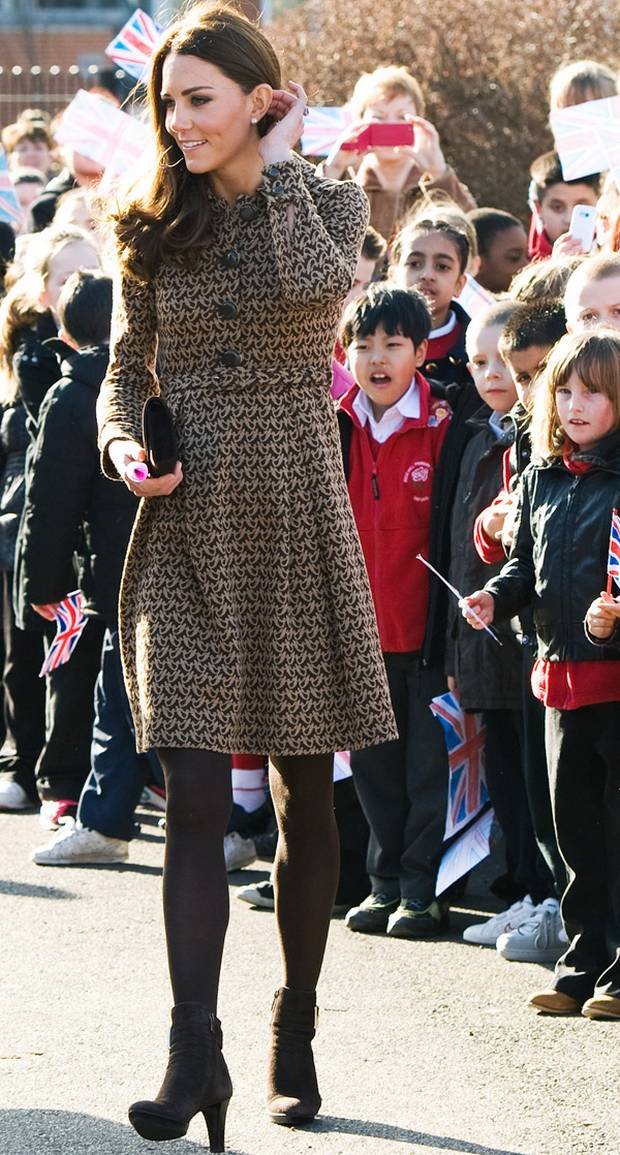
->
xmin=270 ymin=753 xmax=339 ymax=991
xmin=157 ymin=748 xmax=338 ymax=1010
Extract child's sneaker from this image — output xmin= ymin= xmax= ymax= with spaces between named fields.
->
xmin=236 ymin=879 xmax=275 ymax=908
xmin=39 ymin=799 xmax=78 ymax=831
xmin=224 ymin=831 xmax=257 ymax=872
xmin=0 ymin=779 xmax=35 ymax=812
xmin=345 ymin=892 xmax=400 ymax=934
xmin=32 ymin=820 xmax=128 ymax=865
xmin=386 ymin=898 xmax=449 ymax=939
xmin=496 ymin=897 xmax=568 ymax=962
xmin=462 ymin=894 xmax=535 ymax=946
xmin=141 ymin=784 xmax=166 ymax=811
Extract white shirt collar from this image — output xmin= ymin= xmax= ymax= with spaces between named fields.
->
xmin=429 ymin=310 xmax=457 ymax=340
xmin=352 ymin=376 xmax=421 ymax=444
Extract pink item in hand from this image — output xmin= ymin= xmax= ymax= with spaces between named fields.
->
xmin=125 ymin=461 xmax=149 ymax=483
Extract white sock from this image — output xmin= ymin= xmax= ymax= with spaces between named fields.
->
xmin=231 ymin=755 xmax=267 ymax=813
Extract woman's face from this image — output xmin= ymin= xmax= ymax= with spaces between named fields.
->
xmin=160 ymin=53 xmax=266 ymax=175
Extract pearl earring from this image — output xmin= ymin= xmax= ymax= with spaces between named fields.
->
xmin=251 ymin=116 xmax=258 ymax=124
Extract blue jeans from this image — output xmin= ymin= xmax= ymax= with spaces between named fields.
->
xmin=78 ymin=628 xmax=161 ymax=841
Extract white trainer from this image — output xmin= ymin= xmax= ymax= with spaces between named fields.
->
xmin=32 ymin=820 xmax=129 ymax=866
xmin=496 ymin=897 xmax=569 ymax=962
xmin=0 ymin=779 xmax=32 ymax=811
xmin=224 ymin=831 xmax=256 ymax=872
xmin=462 ymin=895 xmax=536 ymax=946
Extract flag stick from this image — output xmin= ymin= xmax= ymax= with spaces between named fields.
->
xmin=416 ymin=554 xmax=503 ymax=646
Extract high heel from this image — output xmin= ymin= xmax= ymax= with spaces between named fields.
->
xmin=204 ymin=1098 xmax=230 ymax=1153
xmin=128 ymin=1002 xmax=232 ymax=1152
xmin=267 ymin=986 xmax=321 ymax=1125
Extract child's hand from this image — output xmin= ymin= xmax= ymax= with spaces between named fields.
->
xmin=585 ymin=593 xmax=620 ymax=638
xmin=552 ymin=232 xmax=585 ymax=260
xmin=481 ymin=493 xmax=515 ymax=542
xmin=461 ymin=590 xmax=495 ymax=629
xmin=447 ymin=675 xmax=458 ymax=695
xmin=401 ymin=117 xmax=447 ymax=180
xmin=32 ymin=602 xmax=62 ymax=621
xmin=501 ymin=498 xmax=519 ymax=552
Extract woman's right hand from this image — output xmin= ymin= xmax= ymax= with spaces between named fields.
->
xmin=109 ymin=439 xmax=183 ymax=498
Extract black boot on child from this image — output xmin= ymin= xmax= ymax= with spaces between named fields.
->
xmin=129 ymin=1003 xmax=232 ymax=1152
xmin=267 ymin=987 xmax=321 ymax=1125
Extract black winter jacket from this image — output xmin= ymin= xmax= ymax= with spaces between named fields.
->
xmin=421 ymin=375 xmax=481 ymax=667
xmin=486 ymin=431 xmax=620 ymax=663
xmin=16 ymin=342 xmax=137 ymax=627
xmin=447 ymin=406 xmax=523 ymax=710
xmin=423 ymin=300 xmax=472 ymax=390
xmin=12 ymin=312 xmax=59 ymax=438
xmin=0 ymin=402 xmax=29 ymax=572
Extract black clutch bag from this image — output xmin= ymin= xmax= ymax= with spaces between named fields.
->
xmin=142 ymin=396 xmax=178 ymax=478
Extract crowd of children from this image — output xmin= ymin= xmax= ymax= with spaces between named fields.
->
xmin=0 ymin=54 xmax=620 ymax=1022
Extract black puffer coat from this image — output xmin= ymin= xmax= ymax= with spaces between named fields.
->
xmin=0 ymin=402 xmax=29 ymax=572
xmin=447 ymin=406 xmax=523 ymax=710
xmin=16 ymin=341 xmax=137 ymax=627
xmin=486 ymin=431 xmax=620 ymax=663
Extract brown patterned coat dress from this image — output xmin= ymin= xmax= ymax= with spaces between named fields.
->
xmin=97 ymin=154 xmax=398 ymax=755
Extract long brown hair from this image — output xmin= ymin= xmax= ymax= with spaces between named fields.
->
xmin=531 ymin=330 xmax=620 ymax=458
xmin=113 ymin=2 xmax=281 ymax=282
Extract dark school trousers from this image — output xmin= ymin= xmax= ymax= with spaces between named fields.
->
xmin=546 ymin=702 xmax=620 ymax=1002
xmin=350 ymin=652 xmax=448 ymax=905
xmin=0 ymin=570 xmax=45 ymax=799
xmin=79 ymin=628 xmax=160 ymax=841
xmin=521 ymin=650 xmax=567 ymax=898
xmin=484 ymin=707 xmax=551 ymax=904
xmin=35 ymin=616 xmax=106 ymax=802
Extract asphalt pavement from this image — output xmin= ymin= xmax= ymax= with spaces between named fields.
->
xmin=1 ymin=806 xmax=618 ymax=1155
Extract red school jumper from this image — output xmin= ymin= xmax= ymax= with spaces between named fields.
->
xmin=339 ymin=373 xmax=451 ymax=652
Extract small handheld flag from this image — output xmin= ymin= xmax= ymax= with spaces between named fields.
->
xmin=39 ymin=591 xmax=87 ymax=677
xmin=607 ymin=509 xmax=620 ymax=594
xmin=430 ymin=691 xmax=489 ymax=839
xmin=105 ymin=8 xmax=163 ymax=82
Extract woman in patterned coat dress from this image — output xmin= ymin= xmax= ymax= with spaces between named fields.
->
xmin=96 ymin=4 xmax=396 ymax=1148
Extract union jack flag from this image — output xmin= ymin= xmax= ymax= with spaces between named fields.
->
xmin=608 ymin=509 xmax=620 ymax=588
xmin=105 ymin=8 xmax=163 ymax=82
xmin=430 ymin=691 xmax=489 ymax=839
xmin=300 ymin=105 xmax=352 ymax=156
xmin=0 ymin=145 xmax=23 ymax=229
xmin=39 ymin=591 xmax=87 ymax=678
xmin=551 ymin=94 xmax=620 ymax=181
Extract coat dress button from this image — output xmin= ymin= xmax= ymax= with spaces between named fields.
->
xmin=220 ymin=349 xmax=242 ymax=368
xmin=239 ymin=203 xmax=258 ymax=222
xmin=217 ymin=300 xmax=237 ymax=320
xmin=222 ymin=249 xmax=240 ymax=268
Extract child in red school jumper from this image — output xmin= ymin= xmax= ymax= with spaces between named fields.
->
xmin=463 ymin=329 xmax=620 ymax=1020
xmin=336 ymin=283 xmax=453 ymax=939
xmin=527 ymin=151 xmax=600 ymax=261
xmin=471 ymin=300 xmax=569 ymax=962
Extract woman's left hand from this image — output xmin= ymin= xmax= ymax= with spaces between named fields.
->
xmin=259 ymin=81 xmax=308 ymax=167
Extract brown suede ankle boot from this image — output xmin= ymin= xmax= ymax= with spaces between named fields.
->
xmin=267 ymin=987 xmax=321 ymax=1125
xmin=129 ymin=1003 xmax=232 ymax=1152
